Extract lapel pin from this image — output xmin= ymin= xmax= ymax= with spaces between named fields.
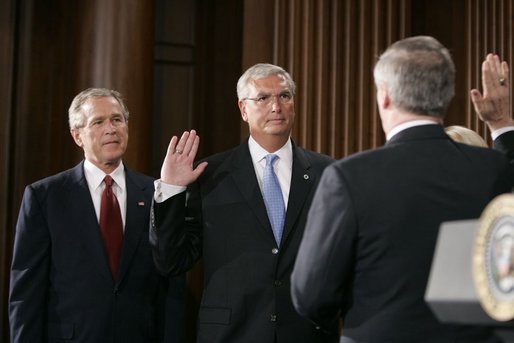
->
xmin=303 ymin=174 xmax=309 ymax=180
xmin=137 ymin=201 xmax=145 ymax=207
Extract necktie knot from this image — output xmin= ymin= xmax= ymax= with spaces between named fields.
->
xmin=104 ymin=175 xmax=113 ymax=187
xmin=265 ymin=154 xmax=279 ymax=167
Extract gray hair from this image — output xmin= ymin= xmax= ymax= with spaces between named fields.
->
xmin=236 ymin=63 xmax=296 ymax=100
xmin=68 ymin=88 xmax=130 ymax=129
xmin=373 ymin=36 xmax=455 ymax=118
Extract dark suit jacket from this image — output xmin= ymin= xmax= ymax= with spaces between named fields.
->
xmin=9 ymin=161 xmax=184 ymax=343
xmin=493 ymin=130 xmax=514 ymax=160
xmin=291 ymin=125 xmax=514 ymax=343
xmin=150 ymin=139 xmax=337 ymax=343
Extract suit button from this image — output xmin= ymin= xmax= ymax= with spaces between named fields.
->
xmin=274 ymin=280 xmax=282 ymax=287
xmin=271 ymin=248 xmax=279 ymax=254
xmin=270 ymin=314 xmax=277 ymax=322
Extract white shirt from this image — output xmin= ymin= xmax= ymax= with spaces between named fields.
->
xmin=154 ymin=137 xmax=294 ymax=209
xmin=248 ymin=136 xmax=292 ymax=209
xmin=387 ymin=120 xmax=439 ymax=141
xmin=83 ymin=160 xmax=127 ymax=230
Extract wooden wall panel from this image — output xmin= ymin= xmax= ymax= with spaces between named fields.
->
xmin=74 ymin=0 xmax=154 ymax=174
xmin=153 ymin=0 xmax=196 ymax=175
xmin=194 ymin=0 xmax=244 ymax=158
xmin=244 ymin=0 xmax=410 ymax=159
xmin=465 ymin=0 xmax=513 ymax=141
xmin=242 ymin=0 xmax=512 ymax=157
xmin=0 ymin=0 xmax=16 ymax=339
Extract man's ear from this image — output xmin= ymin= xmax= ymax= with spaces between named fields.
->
xmin=70 ymin=128 xmax=83 ymax=148
xmin=376 ymin=84 xmax=391 ymax=110
xmin=238 ymin=100 xmax=249 ymax=122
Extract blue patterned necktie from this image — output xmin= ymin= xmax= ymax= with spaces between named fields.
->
xmin=262 ymin=154 xmax=285 ymax=245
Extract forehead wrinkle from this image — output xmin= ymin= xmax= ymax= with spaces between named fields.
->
xmin=248 ymin=80 xmax=291 ymax=97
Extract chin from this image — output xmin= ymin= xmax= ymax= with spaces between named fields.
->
xmin=267 ymin=127 xmax=290 ymax=136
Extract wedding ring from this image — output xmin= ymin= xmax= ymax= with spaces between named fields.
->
xmin=499 ymin=78 xmax=506 ymax=86
xmin=176 ymin=149 xmax=183 ymax=154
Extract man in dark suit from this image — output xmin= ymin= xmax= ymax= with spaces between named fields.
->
xmin=150 ymin=63 xmax=337 ymax=342
xmin=9 ymin=88 xmax=184 ymax=342
xmin=291 ymin=36 xmax=513 ymax=343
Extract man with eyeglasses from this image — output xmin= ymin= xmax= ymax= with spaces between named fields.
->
xmin=150 ymin=63 xmax=337 ymax=342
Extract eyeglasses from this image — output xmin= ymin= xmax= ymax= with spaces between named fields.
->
xmin=242 ymin=92 xmax=293 ymax=107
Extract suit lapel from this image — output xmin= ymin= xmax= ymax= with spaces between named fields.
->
xmin=282 ymin=146 xmax=314 ymax=244
xmin=64 ymin=162 xmax=113 ymax=282
xmin=116 ymin=169 xmax=149 ymax=285
xmin=230 ymin=142 xmax=276 ymax=242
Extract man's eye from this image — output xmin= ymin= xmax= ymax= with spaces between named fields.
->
xmin=92 ymin=120 xmax=103 ymax=126
xmin=258 ymin=95 xmax=269 ymax=102
xmin=280 ymin=93 xmax=292 ymax=100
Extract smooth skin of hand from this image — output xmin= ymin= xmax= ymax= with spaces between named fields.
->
xmin=160 ymin=129 xmax=208 ymax=186
xmin=470 ymin=53 xmax=513 ymax=130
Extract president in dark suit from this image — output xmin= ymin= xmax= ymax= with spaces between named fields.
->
xmin=291 ymin=36 xmax=514 ymax=343
xmin=9 ymin=88 xmax=184 ymax=342
xmin=150 ymin=64 xmax=337 ymax=342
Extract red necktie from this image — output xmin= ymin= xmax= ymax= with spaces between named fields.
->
xmin=99 ymin=175 xmax=123 ymax=279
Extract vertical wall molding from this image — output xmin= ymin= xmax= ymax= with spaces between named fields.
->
xmin=242 ymin=0 xmax=512 ymax=158
xmin=465 ymin=0 xmax=513 ymax=139
xmin=255 ymin=0 xmax=411 ymax=158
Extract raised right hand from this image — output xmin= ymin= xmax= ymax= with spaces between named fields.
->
xmin=160 ymin=130 xmax=208 ymax=186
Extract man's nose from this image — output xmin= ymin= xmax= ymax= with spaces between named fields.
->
xmin=270 ymin=95 xmax=282 ymax=111
xmin=105 ymin=120 xmax=117 ymax=132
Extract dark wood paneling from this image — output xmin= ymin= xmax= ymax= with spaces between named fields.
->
xmin=194 ymin=0 xmax=244 ymax=156
xmin=0 ymin=0 xmax=16 ymax=339
xmin=153 ymin=0 xmax=196 ymax=176
xmin=243 ymin=0 xmax=409 ymax=159
xmin=73 ymin=0 xmax=154 ymax=174
xmin=241 ymin=0 xmax=512 ymax=157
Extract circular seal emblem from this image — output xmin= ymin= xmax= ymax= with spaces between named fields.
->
xmin=473 ymin=194 xmax=514 ymax=321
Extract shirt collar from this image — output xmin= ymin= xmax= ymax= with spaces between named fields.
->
xmin=248 ymin=136 xmax=293 ymax=166
xmin=491 ymin=126 xmax=514 ymax=141
xmin=387 ymin=120 xmax=439 ymax=141
xmin=84 ymin=159 xmax=125 ymax=190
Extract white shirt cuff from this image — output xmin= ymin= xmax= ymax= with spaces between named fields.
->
xmin=154 ymin=179 xmax=186 ymax=203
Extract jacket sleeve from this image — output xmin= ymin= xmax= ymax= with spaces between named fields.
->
xmin=149 ymin=182 xmax=203 ymax=276
xmin=493 ymin=130 xmax=514 ymax=162
xmin=291 ymin=163 xmax=356 ymax=331
xmin=9 ymin=185 xmax=50 ymax=343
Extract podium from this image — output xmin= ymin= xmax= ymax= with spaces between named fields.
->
xmin=426 ymin=218 xmax=514 ymax=342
